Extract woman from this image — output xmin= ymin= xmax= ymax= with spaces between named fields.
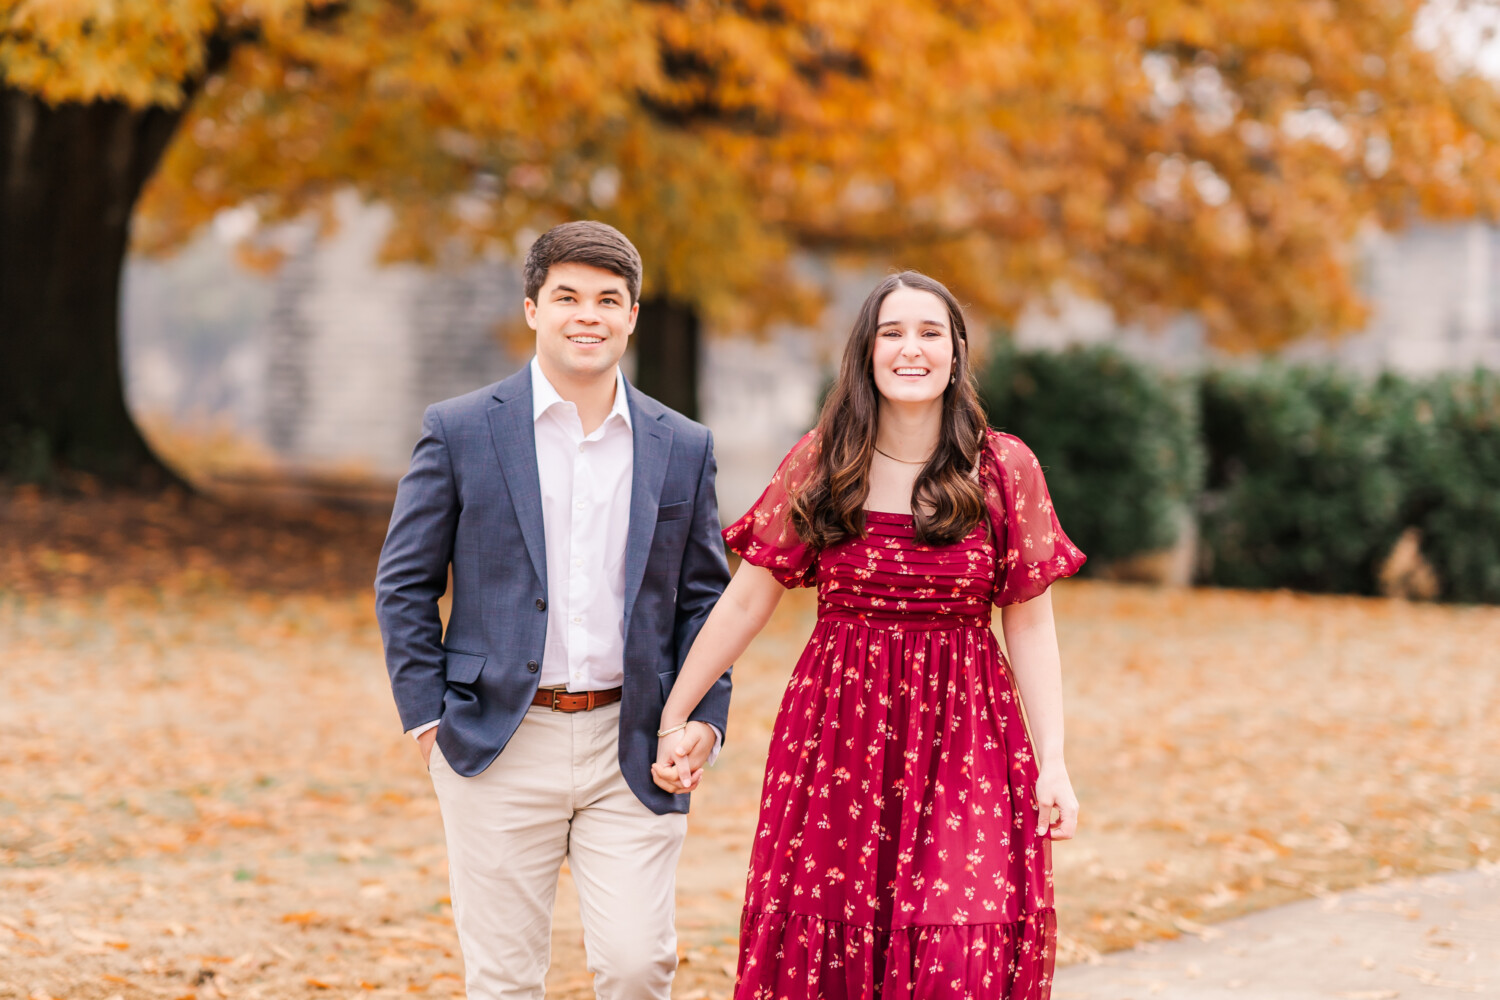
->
xmin=653 ymin=271 xmax=1085 ymax=998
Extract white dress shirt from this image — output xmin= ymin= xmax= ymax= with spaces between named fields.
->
xmin=411 ymin=359 xmax=719 ymax=759
xmin=531 ymin=356 xmax=635 ymax=691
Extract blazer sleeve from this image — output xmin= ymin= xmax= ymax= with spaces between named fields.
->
xmin=674 ymin=429 xmax=733 ymax=740
xmin=374 ymin=405 xmax=459 ymax=731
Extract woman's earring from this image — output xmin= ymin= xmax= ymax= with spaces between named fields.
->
xmin=950 ymin=371 xmax=957 ymax=385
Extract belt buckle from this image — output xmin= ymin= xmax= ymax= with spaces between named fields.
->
xmin=549 ymin=688 xmax=565 ymax=712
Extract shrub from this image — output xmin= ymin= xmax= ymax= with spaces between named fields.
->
xmin=978 ymin=344 xmax=1203 ymax=568
xmin=1394 ymin=370 xmax=1500 ymax=603
xmin=1197 ymin=366 xmax=1408 ymax=594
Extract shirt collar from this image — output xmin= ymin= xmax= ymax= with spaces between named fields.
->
xmin=529 ymin=356 xmax=633 ymax=430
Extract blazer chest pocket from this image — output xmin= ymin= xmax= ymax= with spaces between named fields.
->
xmin=444 ymin=649 xmax=486 ymax=684
xmin=656 ymin=500 xmax=692 ymax=522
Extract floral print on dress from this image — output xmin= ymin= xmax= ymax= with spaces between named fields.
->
xmin=722 ymin=429 xmax=1086 ymax=999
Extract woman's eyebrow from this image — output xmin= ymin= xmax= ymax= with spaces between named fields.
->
xmin=877 ymin=319 xmax=947 ymax=329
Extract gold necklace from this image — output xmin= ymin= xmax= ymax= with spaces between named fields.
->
xmin=873 ymin=445 xmax=931 ymax=465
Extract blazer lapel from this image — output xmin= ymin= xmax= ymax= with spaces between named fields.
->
xmin=487 ymin=368 xmax=548 ymax=591
xmin=623 ymin=383 xmax=673 ymax=626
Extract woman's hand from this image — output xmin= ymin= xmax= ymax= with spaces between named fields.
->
xmin=650 ymin=721 xmax=716 ymax=793
xmin=645 ymin=562 xmax=783 ymax=796
xmin=1035 ymin=761 xmax=1080 ymax=840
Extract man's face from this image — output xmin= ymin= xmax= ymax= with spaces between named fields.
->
xmin=525 ymin=261 xmax=638 ymax=383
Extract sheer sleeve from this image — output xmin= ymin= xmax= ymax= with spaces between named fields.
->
xmin=983 ymin=430 xmax=1087 ymax=606
xmin=722 ymin=431 xmax=820 ymax=589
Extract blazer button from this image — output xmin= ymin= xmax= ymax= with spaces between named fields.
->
xmin=535 ymin=598 xmax=547 ymax=611
xmin=526 ymin=660 xmax=539 ymax=673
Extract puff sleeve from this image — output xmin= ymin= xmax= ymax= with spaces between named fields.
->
xmin=722 ymin=431 xmax=820 ymax=588
xmin=983 ymin=430 xmax=1087 ymax=606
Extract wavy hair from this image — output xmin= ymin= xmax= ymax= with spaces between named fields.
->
xmin=789 ymin=271 xmax=989 ymax=547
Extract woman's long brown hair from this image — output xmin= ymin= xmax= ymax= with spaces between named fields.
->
xmin=789 ymin=271 xmax=990 ymax=548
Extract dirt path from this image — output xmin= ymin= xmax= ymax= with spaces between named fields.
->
xmin=2 ymin=571 xmax=1497 ymax=999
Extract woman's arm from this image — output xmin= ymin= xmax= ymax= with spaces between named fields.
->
xmin=1000 ymin=588 xmax=1080 ymax=840
xmin=653 ymin=560 xmax=786 ymax=792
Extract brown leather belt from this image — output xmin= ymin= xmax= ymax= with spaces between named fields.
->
xmin=531 ymin=686 xmax=622 ymax=712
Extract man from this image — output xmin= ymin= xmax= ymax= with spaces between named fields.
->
xmin=375 ymin=221 xmax=730 ymax=999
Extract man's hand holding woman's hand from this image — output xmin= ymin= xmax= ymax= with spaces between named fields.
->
xmin=650 ymin=721 xmax=715 ymax=793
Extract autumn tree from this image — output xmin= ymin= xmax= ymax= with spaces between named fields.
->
xmin=4 ymin=0 xmax=1499 ymax=483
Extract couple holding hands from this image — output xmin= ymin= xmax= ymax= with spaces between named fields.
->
xmin=374 ymin=221 xmax=1084 ymax=1000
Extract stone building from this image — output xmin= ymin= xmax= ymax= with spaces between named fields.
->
xmin=123 ymin=194 xmax=835 ymax=517
xmin=123 ymin=199 xmax=1498 ymax=516
xmin=1014 ymin=221 xmax=1500 ymax=374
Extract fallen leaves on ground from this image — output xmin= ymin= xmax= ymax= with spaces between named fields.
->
xmin=1 ymin=490 xmax=1497 ymax=999
xmin=0 ymin=485 xmax=390 ymax=597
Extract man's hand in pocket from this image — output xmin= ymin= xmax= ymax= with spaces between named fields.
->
xmin=418 ymin=726 xmax=438 ymax=769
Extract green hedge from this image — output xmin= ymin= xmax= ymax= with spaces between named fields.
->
xmin=1197 ymin=367 xmax=1409 ymax=594
xmin=1195 ymin=366 xmax=1500 ymax=602
xmin=972 ymin=347 xmax=1500 ymax=603
xmin=977 ymin=345 xmax=1204 ymax=568
xmin=1396 ymin=371 xmax=1500 ymax=603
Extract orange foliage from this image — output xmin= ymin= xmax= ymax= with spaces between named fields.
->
xmin=6 ymin=0 xmax=1500 ymax=344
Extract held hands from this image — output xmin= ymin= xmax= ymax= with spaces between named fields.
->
xmin=650 ymin=721 xmax=715 ymax=794
xmin=1035 ymin=761 xmax=1080 ymax=840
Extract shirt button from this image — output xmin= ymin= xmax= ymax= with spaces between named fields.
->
xmin=578 ymin=443 xmax=586 ymax=453
xmin=535 ymin=598 xmax=547 ymax=611
xmin=574 ymin=558 xmax=583 ymax=567
xmin=572 ymin=615 xmax=582 ymax=624
xmin=526 ymin=660 xmax=539 ymax=673
xmin=576 ymin=500 xmax=586 ymax=510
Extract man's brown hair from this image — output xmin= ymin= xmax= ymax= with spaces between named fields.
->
xmin=522 ymin=221 xmax=643 ymax=305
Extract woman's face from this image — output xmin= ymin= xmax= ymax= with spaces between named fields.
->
xmin=871 ymin=286 xmax=955 ymax=407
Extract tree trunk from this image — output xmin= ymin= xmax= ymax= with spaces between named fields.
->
xmin=0 ymin=86 xmax=187 ymax=485
xmin=631 ymin=296 xmax=701 ymax=421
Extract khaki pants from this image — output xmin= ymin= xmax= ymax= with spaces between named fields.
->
xmin=429 ymin=702 xmax=686 ymax=1000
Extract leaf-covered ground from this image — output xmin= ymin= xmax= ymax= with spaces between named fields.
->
xmin=2 ymin=489 xmax=1498 ymax=999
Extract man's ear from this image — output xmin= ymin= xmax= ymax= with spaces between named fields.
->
xmin=523 ymin=297 xmax=539 ymax=330
xmin=625 ymin=300 xmax=639 ymax=335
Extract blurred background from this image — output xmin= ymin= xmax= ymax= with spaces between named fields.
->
xmin=2 ymin=2 xmax=1499 ymax=998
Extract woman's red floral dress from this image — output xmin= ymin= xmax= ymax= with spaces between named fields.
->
xmin=722 ymin=428 xmax=1086 ymax=1000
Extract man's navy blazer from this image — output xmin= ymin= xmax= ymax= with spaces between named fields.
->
xmin=374 ymin=365 xmax=732 ymax=815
